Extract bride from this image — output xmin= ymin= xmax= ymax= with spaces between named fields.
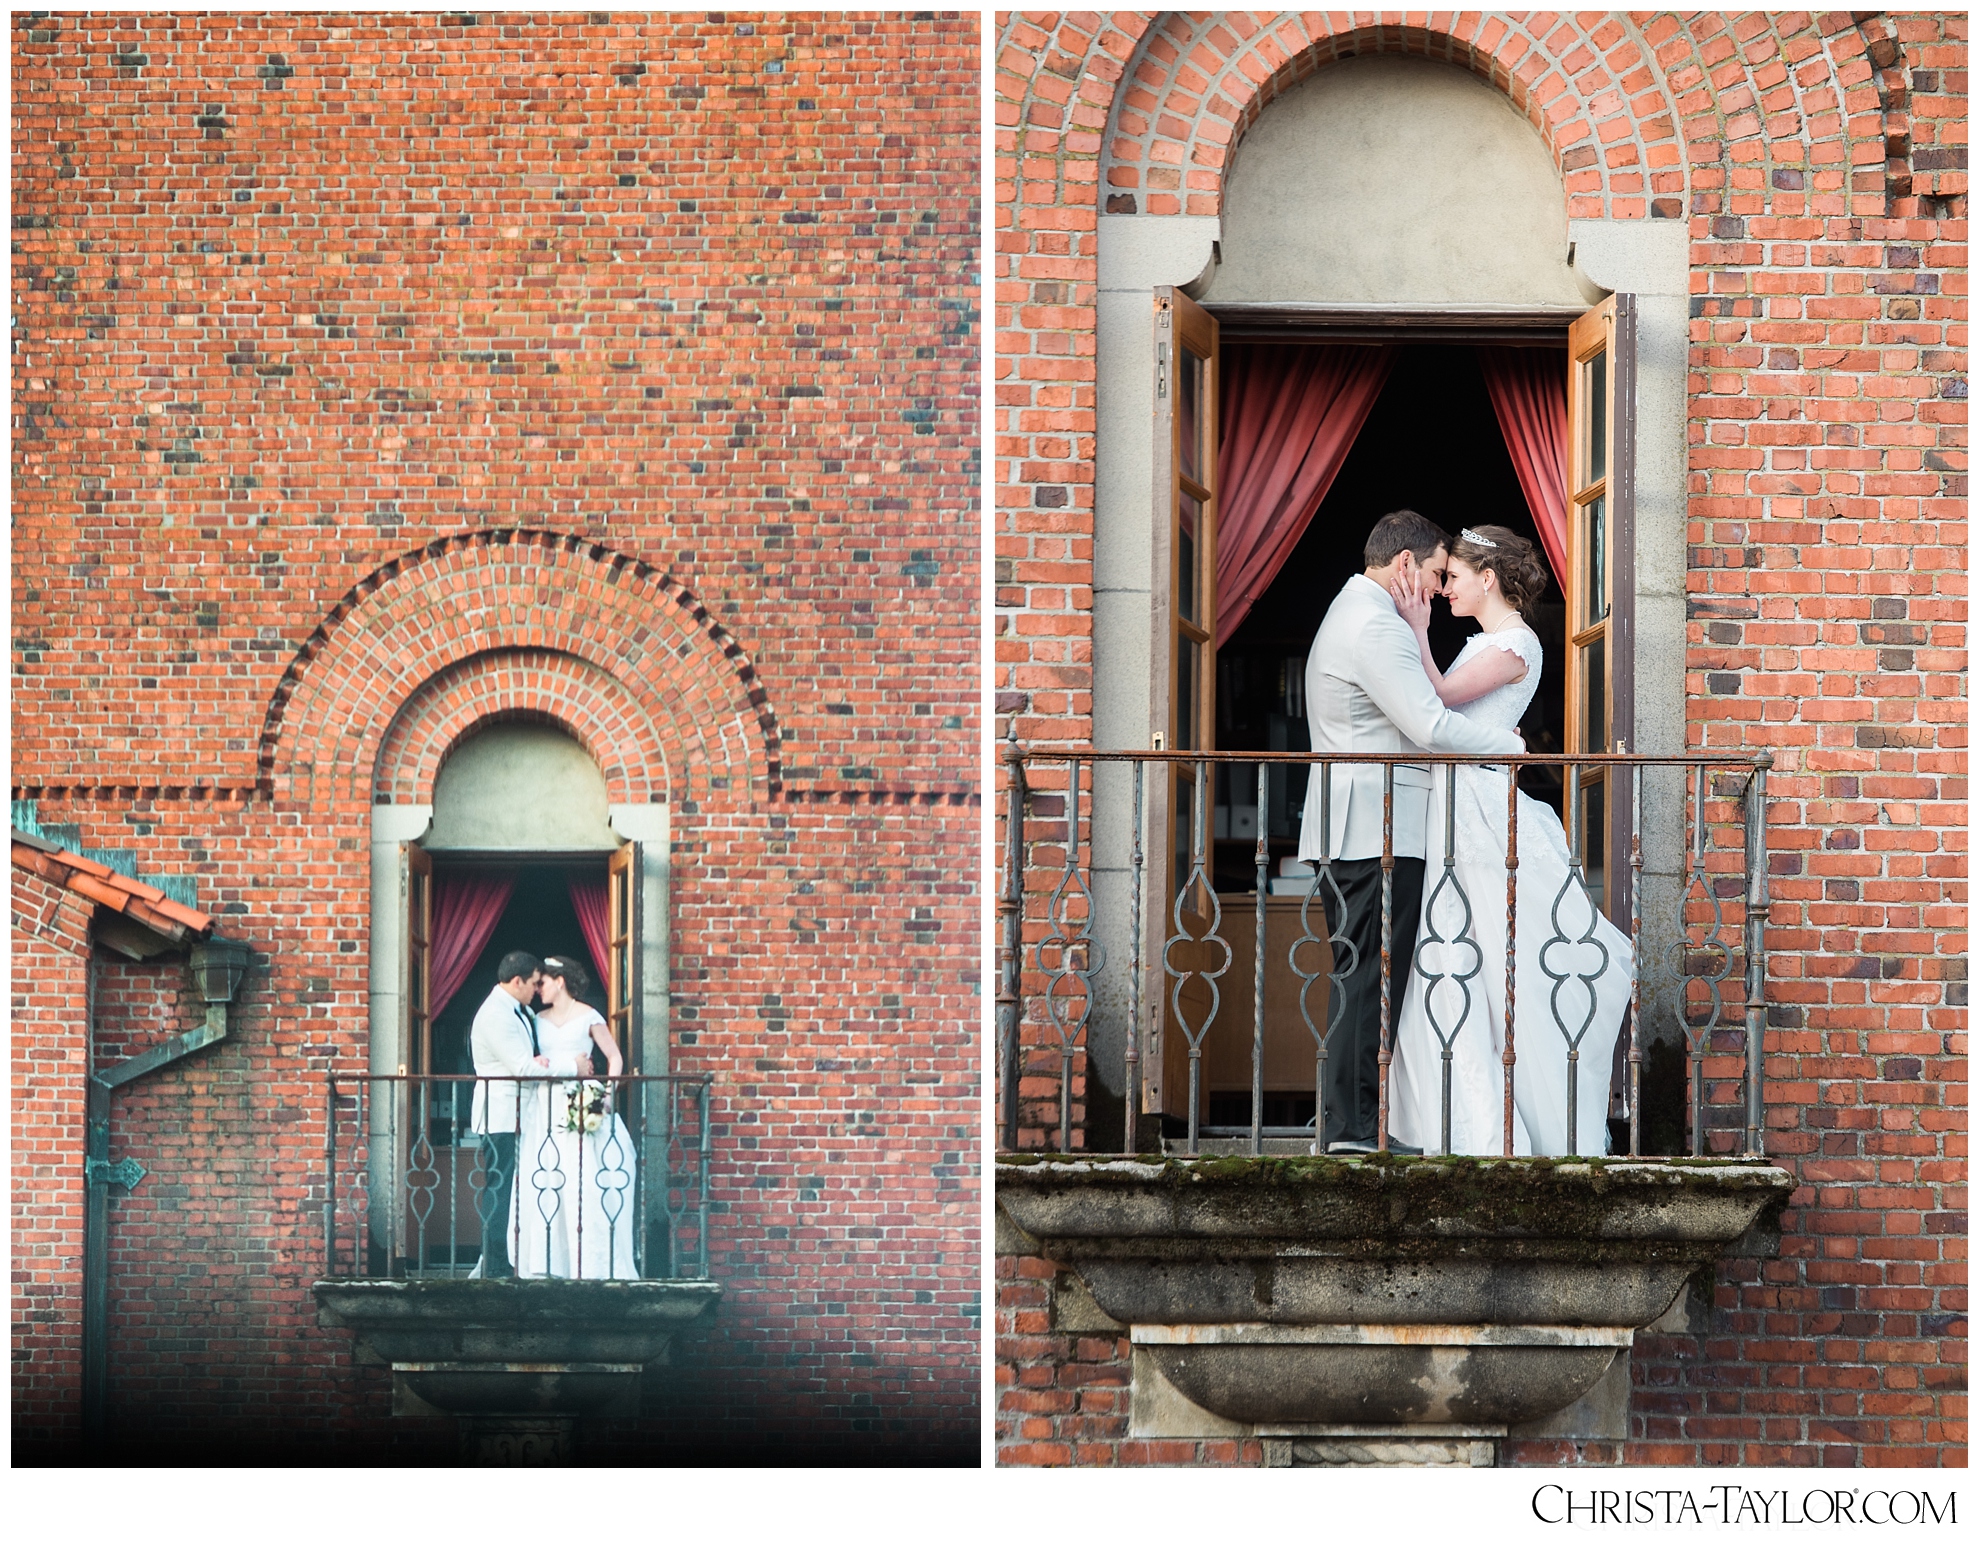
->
xmin=512 ymin=955 xmax=641 ymax=1278
xmin=1384 ymin=525 xmax=1632 ymax=1156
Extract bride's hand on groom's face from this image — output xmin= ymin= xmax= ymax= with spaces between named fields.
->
xmin=1387 ymin=561 xmax=1433 ymax=635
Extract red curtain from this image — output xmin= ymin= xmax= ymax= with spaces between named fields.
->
xmin=567 ymin=873 xmax=610 ymax=994
xmin=1478 ymin=345 xmax=1569 ymax=587
xmin=1214 ymin=343 xmax=1395 ymax=647
xmin=429 ymin=870 xmax=516 ymax=1020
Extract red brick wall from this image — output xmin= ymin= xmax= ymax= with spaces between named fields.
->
xmin=994 ymin=11 xmax=1965 ymax=1468
xmin=13 ymin=12 xmax=979 ymax=1462
xmin=14 ymin=10 xmax=977 ymax=799
xmin=10 ymin=874 xmax=93 ymax=1446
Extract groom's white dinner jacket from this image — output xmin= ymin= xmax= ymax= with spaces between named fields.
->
xmin=1297 ymin=574 xmax=1523 ymax=863
xmin=469 ymin=984 xmax=540 ymax=1135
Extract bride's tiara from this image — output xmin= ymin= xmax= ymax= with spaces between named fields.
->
xmin=1459 ymin=527 xmax=1498 ymax=548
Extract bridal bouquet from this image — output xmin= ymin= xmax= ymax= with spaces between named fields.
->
xmin=560 ymin=1079 xmax=611 ymax=1135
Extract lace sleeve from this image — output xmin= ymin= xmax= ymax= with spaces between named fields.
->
xmin=1492 ymin=626 xmax=1543 ymax=682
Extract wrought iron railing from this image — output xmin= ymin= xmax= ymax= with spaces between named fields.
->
xmin=997 ymin=747 xmax=1773 ymax=1160
xmin=323 ymin=1073 xmax=711 ymax=1280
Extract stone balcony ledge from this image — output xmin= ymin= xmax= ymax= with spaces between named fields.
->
xmin=997 ymin=1154 xmax=1795 ymax=1456
xmin=315 ymin=1277 xmax=721 ymax=1364
xmin=315 ymin=1277 xmax=722 ymax=1436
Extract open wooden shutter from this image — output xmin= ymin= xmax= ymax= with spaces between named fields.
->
xmin=1156 ymin=285 xmax=1220 ymax=759
xmin=404 ymin=842 xmax=433 ymax=1074
xmin=1150 ymin=286 xmax=1220 ymax=1117
xmin=607 ymin=841 xmax=640 ymax=1070
xmin=1566 ymin=296 xmax=1635 ymax=925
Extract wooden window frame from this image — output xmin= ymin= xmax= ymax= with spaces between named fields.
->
xmin=1147 ymin=287 xmax=1221 ymax=1116
xmin=1566 ymin=296 xmax=1636 ymax=926
xmin=607 ymin=841 xmax=640 ymax=1070
xmin=1150 ymin=285 xmax=1221 ymax=797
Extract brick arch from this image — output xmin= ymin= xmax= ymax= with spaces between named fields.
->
xmin=1099 ymin=12 xmax=1682 ymax=221
xmin=1849 ymin=12 xmax=1941 ymax=215
xmin=371 ymin=650 xmax=673 ymax=807
xmin=264 ymin=528 xmax=780 ymax=812
xmin=996 ymin=10 xmax=1916 ymax=264
xmin=1646 ymin=12 xmax=1899 ymax=227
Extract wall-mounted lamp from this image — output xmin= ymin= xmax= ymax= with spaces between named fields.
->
xmin=190 ymin=935 xmax=253 ymax=1006
xmin=98 ymin=934 xmax=254 ymax=1093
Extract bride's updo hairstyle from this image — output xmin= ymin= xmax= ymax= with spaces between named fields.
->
xmin=1451 ymin=525 xmax=1549 ymax=612
xmin=540 ymin=956 xmax=592 ymax=1000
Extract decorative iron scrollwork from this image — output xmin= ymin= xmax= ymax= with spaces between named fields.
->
xmin=1416 ymin=763 xmax=1484 ymax=1154
xmin=1673 ymin=763 xmax=1735 ymax=1154
xmin=1162 ymin=758 xmax=1232 ymax=1154
xmin=1036 ymin=756 xmax=1106 ymax=1152
xmin=1540 ymin=764 xmax=1612 ymax=1155
xmin=1290 ymin=760 xmax=1356 ymax=1154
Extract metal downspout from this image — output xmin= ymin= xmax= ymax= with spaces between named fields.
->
xmin=82 ymin=958 xmax=108 ymax=1439
xmin=79 ymin=935 xmax=249 ymax=1446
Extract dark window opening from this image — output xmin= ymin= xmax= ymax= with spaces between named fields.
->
xmin=428 ymin=856 xmax=610 ymax=1085
xmin=1212 ymin=342 xmax=1567 ymax=892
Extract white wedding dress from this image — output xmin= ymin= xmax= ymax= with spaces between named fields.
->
xmin=1388 ymin=624 xmax=1633 ymax=1156
xmin=511 ymin=1004 xmax=641 ymax=1278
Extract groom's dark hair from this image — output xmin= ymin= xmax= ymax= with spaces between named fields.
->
xmin=1364 ymin=509 xmax=1451 ymax=568
xmin=496 ymin=950 xmax=543 ymax=984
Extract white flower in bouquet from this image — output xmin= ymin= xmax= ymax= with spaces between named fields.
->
xmin=560 ymin=1079 xmax=610 ymax=1135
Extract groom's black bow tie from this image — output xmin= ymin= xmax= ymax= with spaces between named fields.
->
xmin=515 ymin=1001 xmax=539 ymax=1056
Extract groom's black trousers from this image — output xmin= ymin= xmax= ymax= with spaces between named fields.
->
xmin=1317 ymin=855 xmax=1425 ymax=1147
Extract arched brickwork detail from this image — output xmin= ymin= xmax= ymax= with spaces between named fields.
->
xmin=371 ymin=649 xmax=673 ymax=806
xmin=1099 ymin=12 xmax=1681 ymax=220
xmin=1856 ymin=14 xmax=1913 ymax=204
xmin=1832 ymin=12 xmax=1957 ymax=219
xmin=264 ymin=529 xmax=780 ymax=812
xmin=997 ymin=12 xmax=1917 ymax=234
xmin=1644 ymin=11 xmax=1893 ymax=233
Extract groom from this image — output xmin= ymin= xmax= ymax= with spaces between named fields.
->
xmin=1298 ymin=511 xmax=1523 ymax=1153
xmin=469 ymin=951 xmax=549 ymax=1277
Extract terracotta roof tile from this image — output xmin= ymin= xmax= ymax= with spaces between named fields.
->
xmin=126 ymin=901 xmax=183 ymax=937
xmin=11 ymin=832 xmax=214 ymax=938
xmin=145 ymin=895 xmax=212 ymax=932
xmin=68 ymin=874 xmax=132 ymax=913
xmin=12 ymin=841 xmax=65 ymax=880
xmin=49 ymin=848 xmax=114 ymax=879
